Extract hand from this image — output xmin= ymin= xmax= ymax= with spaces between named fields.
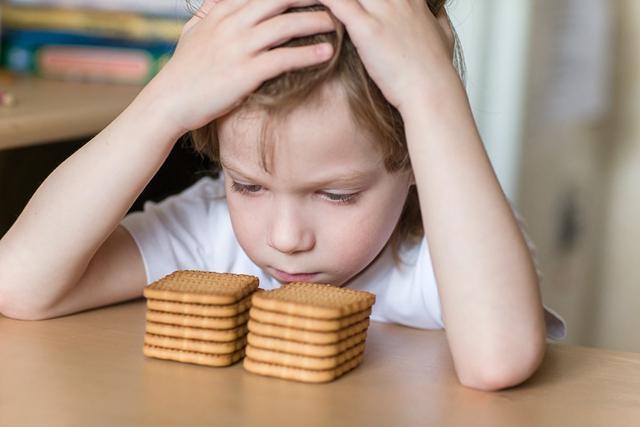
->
xmin=314 ymin=0 xmax=456 ymax=115
xmin=146 ymin=0 xmax=336 ymax=134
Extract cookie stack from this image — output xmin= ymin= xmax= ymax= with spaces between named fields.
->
xmin=243 ymin=282 xmax=376 ymax=383
xmin=142 ymin=270 xmax=259 ymax=367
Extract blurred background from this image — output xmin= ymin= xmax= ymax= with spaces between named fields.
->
xmin=0 ymin=0 xmax=638 ymax=352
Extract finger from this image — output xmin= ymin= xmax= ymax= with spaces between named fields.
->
xmin=253 ymin=43 xmax=334 ymax=80
xmin=182 ymin=0 xmax=241 ymax=33
xmin=313 ymin=0 xmax=369 ymax=26
xmin=236 ymin=0 xmax=325 ymax=26
xmin=249 ymin=11 xmax=336 ymax=52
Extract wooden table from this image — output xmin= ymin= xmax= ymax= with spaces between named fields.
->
xmin=1 ymin=301 xmax=639 ymax=426
xmin=0 ymin=72 xmax=142 ymax=150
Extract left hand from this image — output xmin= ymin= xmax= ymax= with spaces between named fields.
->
xmin=315 ymin=0 xmax=456 ymax=114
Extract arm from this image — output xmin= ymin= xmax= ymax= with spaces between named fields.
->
xmin=315 ymin=0 xmax=545 ymax=390
xmin=402 ymin=72 xmax=546 ymax=391
xmin=0 ymin=0 xmax=336 ymax=319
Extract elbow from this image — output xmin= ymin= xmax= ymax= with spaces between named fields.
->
xmin=457 ymin=341 xmax=547 ymax=392
xmin=0 ymin=290 xmax=55 ymax=321
xmin=1 ymin=301 xmax=54 ymax=321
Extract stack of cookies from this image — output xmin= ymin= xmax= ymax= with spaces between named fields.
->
xmin=244 ymin=282 xmax=376 ymax=383
xmin=142 ymin=270 xmax=259 ymax=367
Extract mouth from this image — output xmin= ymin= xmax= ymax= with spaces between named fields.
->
xmin=271 ymin=268 xmax=320 ymax=283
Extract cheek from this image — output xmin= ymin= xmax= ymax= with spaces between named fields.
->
xmin=323 ymin=192 xmax=407 ymax=273
xmin=227 ymin=197 xmax=264 ymax=256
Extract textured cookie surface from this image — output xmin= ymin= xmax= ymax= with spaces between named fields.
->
xmin=249 ymin=306 xmax=371 ymax=332
xmin=246 ymin=331 xmax=367 ymax=357
xmin=143 ymin=270 xmax=259 ymax=304
xmin=251 ymin=282 xmax=375 ymax=319
xmin=144 ymin=333 xmax=247 ymax=354
xmin=146 ymin=309 xmax=250 ymax=329
xmin=248 ymin=318 xmax=370 ymax=344
xmin=143 ymin=344 xmax=245 ymax=367
xmin=246 ymin=342 xmax=365 ymax=370
xmin=146 ymin=294 xmax=252 ymax=317
xmin=145 ymin=321 xmax=248 ymax=342
xmin=243 ymin=352 xmax=364 ymax=383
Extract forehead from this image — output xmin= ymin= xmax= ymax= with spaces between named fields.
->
xmin=217 ymin=83 xmax=383 ymax=175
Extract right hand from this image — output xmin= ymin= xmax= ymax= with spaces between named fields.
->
xmin=146 ymin=0 xmax=336 ymax=135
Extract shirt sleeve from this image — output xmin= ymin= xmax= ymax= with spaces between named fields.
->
xmin=120 ymin=177 xmax=218 ymax=285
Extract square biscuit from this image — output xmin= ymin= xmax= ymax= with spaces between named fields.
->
xmin=146 ymin=294 xmax=253 ymax=317
xmin=245 ymin=341 xmax=365 ymax=370
xmin=251 ymin=282 xmax=375 ymax=319
xmin=247 ymin=318 xmax=370 ymax=345
xmin=246 ymin=330 xmax=367 ymax=357
xmin=243 ymin=352 xmax=364 ymax=383
xmin=144 ymin=345 xmax=245 ymax=367
xmin=249 ymin=306 xmax=371 ymax=332
xmin=143 ymin=270 xmax=259 ymax=305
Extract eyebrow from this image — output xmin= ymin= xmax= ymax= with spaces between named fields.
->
xmin=220 ymin=158 xmax=377 ymax=189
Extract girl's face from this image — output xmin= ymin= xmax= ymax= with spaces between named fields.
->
xmin=218 ymin=83 xmax=413 ymax=286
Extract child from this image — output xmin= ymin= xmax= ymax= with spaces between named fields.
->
xmin=0 ymin=0 xmax=564 ymax=390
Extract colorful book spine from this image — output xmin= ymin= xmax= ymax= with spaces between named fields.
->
xmin=1 ymin=29 xmax=175 ymax=84
xmin=7 ymin=0 xmax=196 ymax=19
xmin=3 ymin=5 xmax=185 ymax=43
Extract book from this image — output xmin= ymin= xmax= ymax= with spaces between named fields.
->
xmin=3 ymin=5 xmax=185 ymax=43
xmin=7 ymin=0 xmax=198 ymax=18
xmin=1 ymin=29 xmax=175 ymax=83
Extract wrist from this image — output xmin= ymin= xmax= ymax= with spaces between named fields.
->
xmin=132 ymin=75 xmax=190 ymax=140
xmin=399 ymin=66 xmax=467 ymax=121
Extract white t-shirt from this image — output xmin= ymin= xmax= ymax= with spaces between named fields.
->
xmin=121 ymin=176 xmax=566 ymax=340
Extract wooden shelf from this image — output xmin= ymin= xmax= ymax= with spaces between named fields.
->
xmin=0 ymin=71 xmax=143 ymax=150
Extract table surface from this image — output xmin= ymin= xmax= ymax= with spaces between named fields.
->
xmin=0 ymin=72 xmax=141 ymax=150
xmin=1 ymin=301 xmax=639 ymax=427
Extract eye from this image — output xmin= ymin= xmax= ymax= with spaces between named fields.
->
xmin=319 ymin=191 xmax=360 ymax=205
xmin=230 ymin=181 xmax=262 ymax=194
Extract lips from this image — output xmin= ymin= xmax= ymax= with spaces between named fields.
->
xmin=272 ymin=268 xmax=319 ymax=283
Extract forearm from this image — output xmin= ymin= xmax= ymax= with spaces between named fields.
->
xmin=0 ymin=83 xmax=184 ymax=312
xmin=402 ymin=74 xmax=546 ymax=389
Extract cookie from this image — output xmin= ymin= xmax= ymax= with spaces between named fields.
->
xmin=243 ymin=352 xmax=364 ymax=383
xmin=251 ymin=282 xmax=375 ymax=319
xmin=144 ymin=333 xmax=247 ymax=354
xmin=247 ymin=318 xmax=370 ymax=345
xmin=246 ymin=330 xmax=367 ymax=357
xmin=145 ymin=321 xmax=248 ymax=342
xmin=249 ymin=306 xmax=371 ymax=332
xmin=143 ymin=270 xmax=259 ymax=305
xmin=146 ymin=293 xmax=253 ymax=317
xmin=146 ymin=309 xmax=250 ymax=329
xmin=143 ymin=344 xmax=245 ymax=367
xmin=245 ymin=341 xmax=365 ymax=370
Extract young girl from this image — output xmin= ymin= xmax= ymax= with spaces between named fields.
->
xmin=0 ymin=0 xmax=564 ymax=390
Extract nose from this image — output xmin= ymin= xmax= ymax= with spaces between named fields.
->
xmin=267 ymin=201 xmax=315 ymax=255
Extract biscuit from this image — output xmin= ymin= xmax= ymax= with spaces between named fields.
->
xmin=251 ymin=282 xmax=375 ymax=319
xmin=247 ymin=318 xmax=369 ymax=345
xmin=245 ymin=341 xmax=365 ymax=370
xmin=246 ymin=331 xmax=367 ymax=357
xmin=143 ymin=270 xmax=259 ymax=305
xmin=243 ymin=352 xmax=364 ymax=383
xmin=146 ymin=309 xmax=250 ymax=329
xmin=144 ymin=333 xmax=247 ymax=354
xmin=146 ymin=294 xmax=253 ymax=317
xmin=145 ymin=321 xmax=248 ymax=342
xmin=249 ymin=306 xmax=371 ymax=332
xmin=143 ymin=344 xmax=245 ymax=367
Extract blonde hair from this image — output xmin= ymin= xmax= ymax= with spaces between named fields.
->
xmin=187 ymin=0 xmax=464 ymax=262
